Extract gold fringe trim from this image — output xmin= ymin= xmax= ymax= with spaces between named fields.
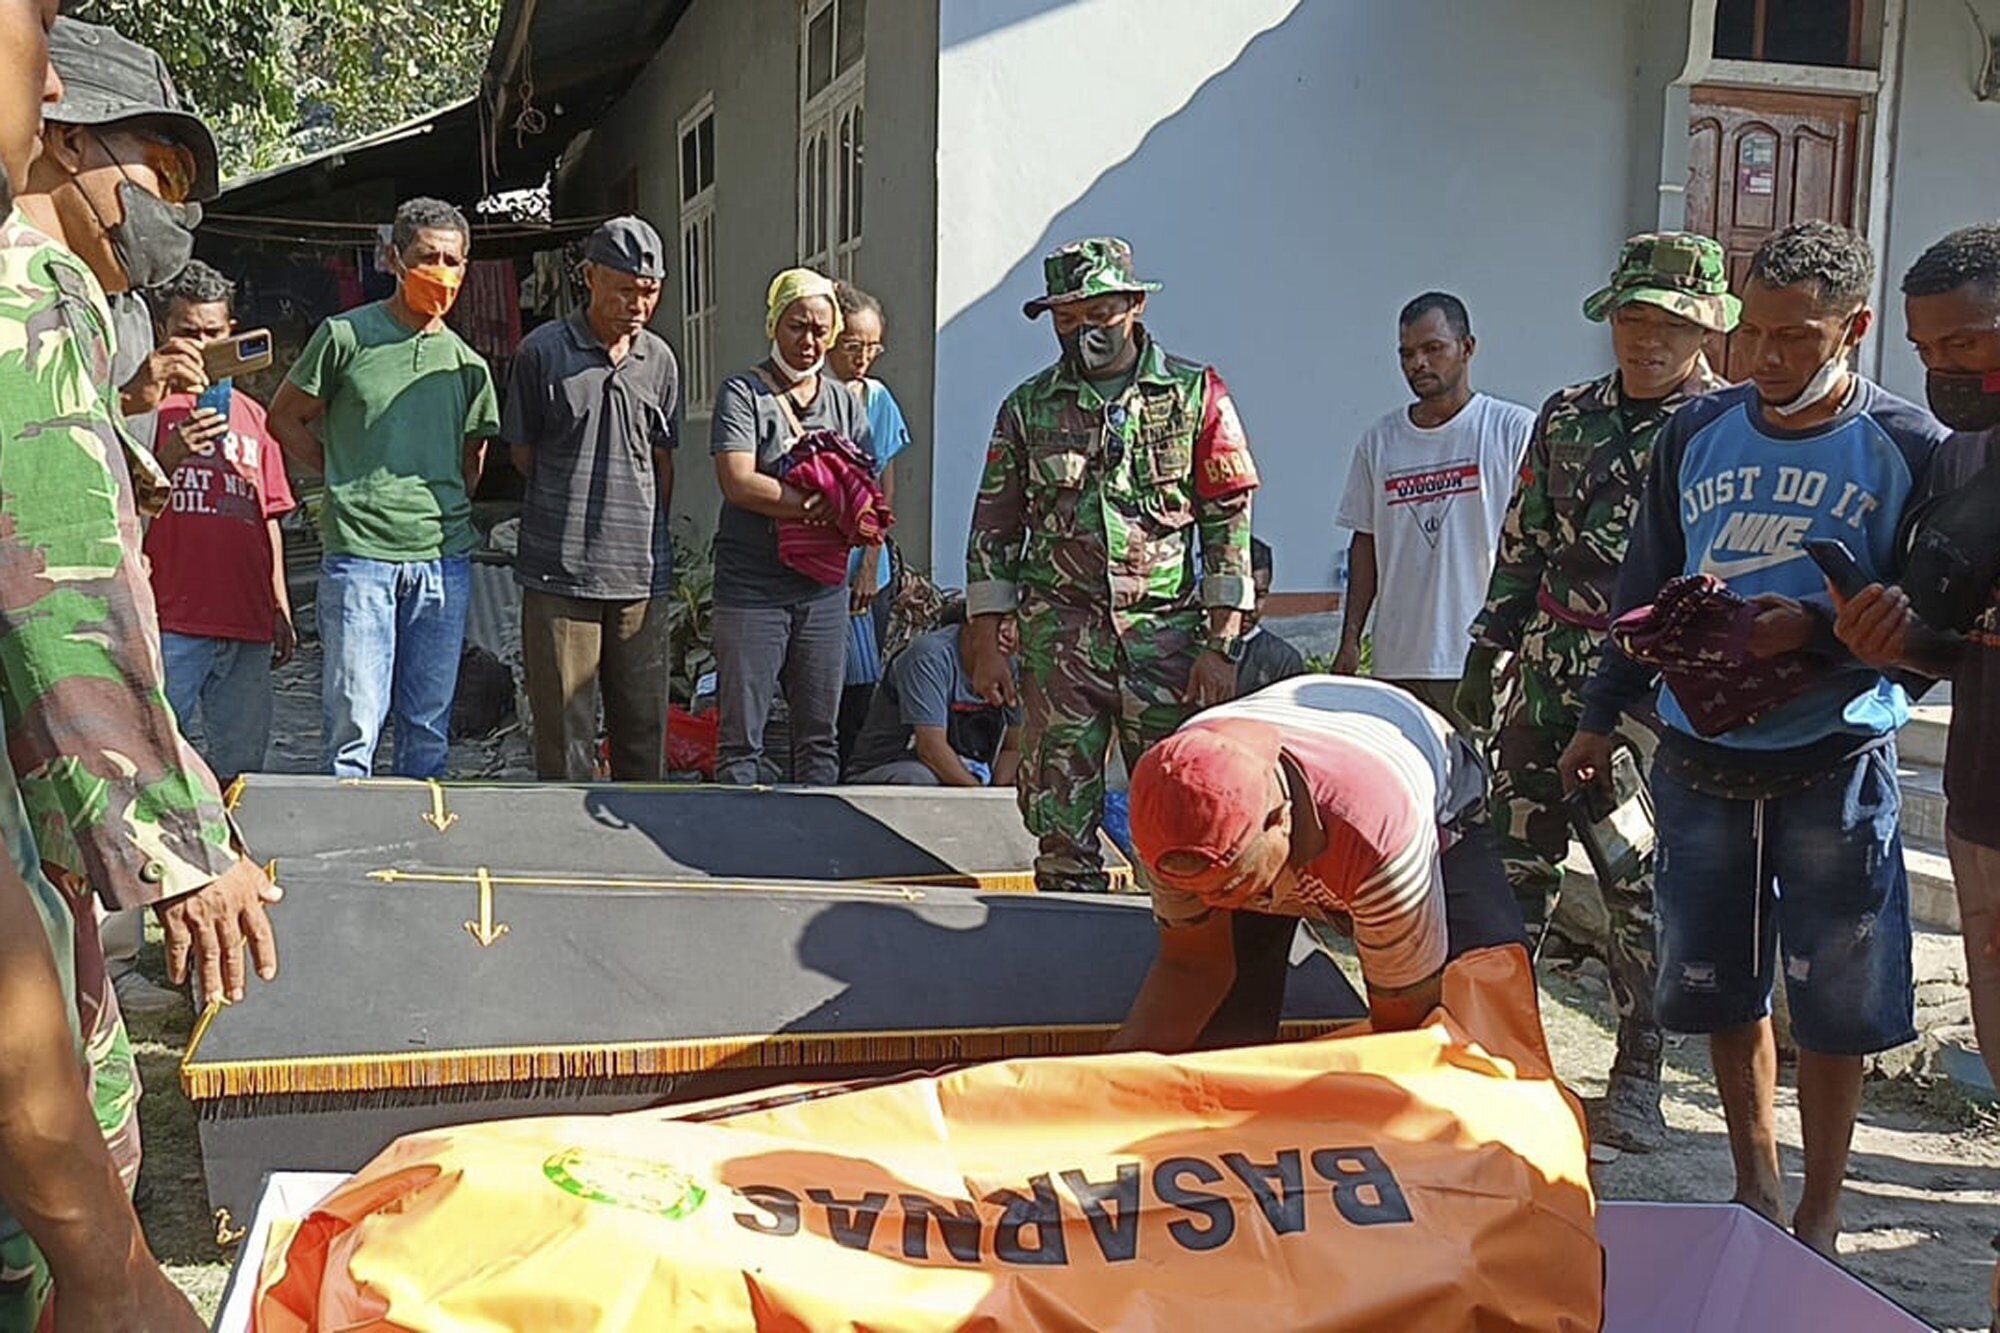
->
xmin=181 ymin=1019 xmax=1348 ymax=1103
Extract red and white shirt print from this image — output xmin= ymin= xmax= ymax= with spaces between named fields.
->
xmin=144 ymin=390 xmax=297 ymax=643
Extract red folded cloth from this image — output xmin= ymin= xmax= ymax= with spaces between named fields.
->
xmin=777 ymin=430 xmax=892 ymax=586
xmin=1610 ymin=573 xmax=1820 ymax=738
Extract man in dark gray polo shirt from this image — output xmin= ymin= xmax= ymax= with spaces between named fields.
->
xmin=505 ymin=216 xmax=681 ymax=780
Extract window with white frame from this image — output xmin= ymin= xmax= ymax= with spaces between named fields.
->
xmin=799 ymin=0 xmax=864 ymax=280
xmin=678 ymin=98 xmax=718 ymax=416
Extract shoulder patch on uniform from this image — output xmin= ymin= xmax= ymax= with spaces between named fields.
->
xmin=45 ymin=259 xmax=111 ymax=362
xmin=1195 ymin=367 xmax=1258 ymax=501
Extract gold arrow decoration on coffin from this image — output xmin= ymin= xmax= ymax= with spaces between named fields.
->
xmin=335 ymin=777 xmax=458 ymax=833
xmin=420 ymin=779 xmax=458 ymax=832
xmin=463 ymin=866 xmax=509 ymax=947
xmin=366 ymin=867 xmax=927 ymax=903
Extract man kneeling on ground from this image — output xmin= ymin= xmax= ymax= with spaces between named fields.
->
xmin=844 ymin=608 xmax=1021 ymax=787
xmin=1109 ymin=675 xmax=1526 ymax=1051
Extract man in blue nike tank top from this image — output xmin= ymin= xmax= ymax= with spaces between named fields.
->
xmin=1564 ymin=222 xmax=1947 ymax=1259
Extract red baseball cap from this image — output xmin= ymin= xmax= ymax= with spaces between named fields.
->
xmin=1129 ymin=721 xmax=1285 ymax=879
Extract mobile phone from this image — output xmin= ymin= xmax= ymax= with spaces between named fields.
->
xmin=1804 ymin=537 xmax=1871 ymax=599
xmin=194 ymin=378 xmax=232 ymax=422
xmin=201 ymin=328 xmax=273 ymax=381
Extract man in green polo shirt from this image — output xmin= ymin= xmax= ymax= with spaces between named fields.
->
xmin=269 ymin=195 xmax=501 ymax=778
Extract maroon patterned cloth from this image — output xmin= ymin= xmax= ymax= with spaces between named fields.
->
xmin=775 ymin=430 xmax=892 ymax=586
xmin=1610 ymin=574 xmax=1820 ymax=737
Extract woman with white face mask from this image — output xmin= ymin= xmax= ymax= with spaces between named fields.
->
xmin=709 ymin=268 xmax=875 ymax=785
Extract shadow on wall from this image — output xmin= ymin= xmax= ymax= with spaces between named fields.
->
xmin=942 ymin=0 xmax=1081 ymax=46
xmin=930 ymin=0 xmax=1643 ymax=596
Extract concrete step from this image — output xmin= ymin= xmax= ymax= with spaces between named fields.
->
xmin=1555 ymin=823 xmax=1959 ymax=933
xmin=1899 ymin=761 xmax=1948 ymax=846
xmin=1900 ymin=681 xmax=1952 ymax=768
xmin=1907 ymin=836 xmax=1959 ymax=932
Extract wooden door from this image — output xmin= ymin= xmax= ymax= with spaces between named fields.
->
xmin=1685 ymin=87 xmax=1863 ymax=381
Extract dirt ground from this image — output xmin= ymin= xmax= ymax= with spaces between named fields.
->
xmin=134 ymin=641 xmax=1999 ymax=1328
xmin=1538 ymin=963 xmax=2000 ymax=1333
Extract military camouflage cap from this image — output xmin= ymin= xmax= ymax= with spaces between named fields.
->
xmin=1583 ymin=231 xmax=1740 ymax=333
xmin=1022 ymin=237 xmax=1161 ymax=318
xmin=46 ymin=18 xmax=221 ymax=202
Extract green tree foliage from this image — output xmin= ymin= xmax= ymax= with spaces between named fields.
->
xmin=66 ymin=0 xmax=501 ymax=178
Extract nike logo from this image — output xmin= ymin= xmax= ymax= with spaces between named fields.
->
xmin=1697 ymin=548 xmax=1807 ymax=581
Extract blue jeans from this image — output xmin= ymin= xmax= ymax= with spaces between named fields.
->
xmin=1652 ymin=745 xmax=1915 ymax=1056
xmin=160 ymin=632 xmax=274 ymax=782
xmin=318 ymin=554 xmax=470 ymax=779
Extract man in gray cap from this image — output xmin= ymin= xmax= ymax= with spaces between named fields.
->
xmin=504 ymin=216 xmax=683 ymax=780
xmin=29 ymin=15 xmax=219 ymax=418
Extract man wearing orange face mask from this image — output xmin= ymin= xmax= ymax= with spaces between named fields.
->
xmin=270 ymin=197 xmax=501 ymax=779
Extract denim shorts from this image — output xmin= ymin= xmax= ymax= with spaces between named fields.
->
xmin=1651 ymin=745 xmax=1914 ymax=1056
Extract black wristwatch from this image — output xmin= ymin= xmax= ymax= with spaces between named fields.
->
xmin=1203 ymin=634 xmax=1247 ymax=665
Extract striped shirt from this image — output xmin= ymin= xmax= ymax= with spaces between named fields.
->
xmin=504 ymin=313 xmax=680 ymax=600
xmin=1150 ymin=676 xmax=1467 ymax=990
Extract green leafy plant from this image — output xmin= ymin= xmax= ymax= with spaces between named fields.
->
xmin=68 ymin=0 xmax=500 ymax=177
xmin=667 ymin=529 xmax=714 ymax=706
xmin=1304 ymin=633 xmax=1372 ymax=676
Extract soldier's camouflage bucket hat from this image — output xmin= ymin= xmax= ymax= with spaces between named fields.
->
xmin=1583 ymin=231 xmax=1740 ymax=333
xmin=1023 ymin=237 xmax=1162 ymax=318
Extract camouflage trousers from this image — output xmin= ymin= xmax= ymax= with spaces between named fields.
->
xmin=1017 ymin=602 xmax=1196 ymax=894
xmin=0 ymin=760 xmax=141 ymax=1332
xmin=1490 ymin=646 xmax=1660 ymax=1057
xmin=0 ymin=1011 xmax=138 ymax=1333
xmin=0 ymin=1230 xmax=49 ymax=1333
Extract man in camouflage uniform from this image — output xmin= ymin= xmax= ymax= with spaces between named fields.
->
xmin=0 ymin=6 xmax=213 ymax=1328
xmin=964 ymin=239 xmax=1259 ymax=894
xmin=0 ymin=23 xmax=280 ymax=1318
xmin=1458 ymin=233 xmax=1736 ymax=1150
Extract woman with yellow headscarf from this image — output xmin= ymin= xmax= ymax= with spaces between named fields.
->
xmin=707 ymin=268 xmax=874 ymax=785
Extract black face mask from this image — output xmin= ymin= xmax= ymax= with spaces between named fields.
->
xmin=105 ymin=181 xmax=200 ymax=290
xmin=1925 ymin=367 xmax=2000 ymax=433
xmin=1059 ymin=320 xmax=1130 ymax=377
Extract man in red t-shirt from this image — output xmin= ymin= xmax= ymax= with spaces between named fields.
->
xmin=142 ymin=260 xmax=296 ymax=783
xmin=1109 ymin=677 xmax=1526 ymax=1050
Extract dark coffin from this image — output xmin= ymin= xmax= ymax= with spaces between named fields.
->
xmin=226 ymin=775 xmax=1132 ymax=893
xmin=184 ymin=870 xmax=1364 ymax=1219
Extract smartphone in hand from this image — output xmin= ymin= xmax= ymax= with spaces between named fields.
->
xmin=1804 ymin=537 xmax=1871 ymax=599
xmin=194 ymin=378 xmax=233 ymax=422
xmin=201 ymin=329 xmax=273 ymax=381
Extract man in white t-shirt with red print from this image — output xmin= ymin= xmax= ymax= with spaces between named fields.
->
xmin=1108 ymin=676 xmax=1526 ymax=1051
xmin=1334 ymin=292 xmax=1534 ymax=729
xmin=142 ymin=260 xmax=296 ymax=784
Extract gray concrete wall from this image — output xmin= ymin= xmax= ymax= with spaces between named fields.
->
xmin=555 ymin=0 xmax=796 ymax=553
xmin=1627 ymin=0 xmax=1698 ymax=233
xmin=929 ymin=0 xmax=1670 ymax=598
xmin=1877 ymin=0 xmax=2000 ymax=403
xmin=849 ymin=0 xmax=941 ymax=571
